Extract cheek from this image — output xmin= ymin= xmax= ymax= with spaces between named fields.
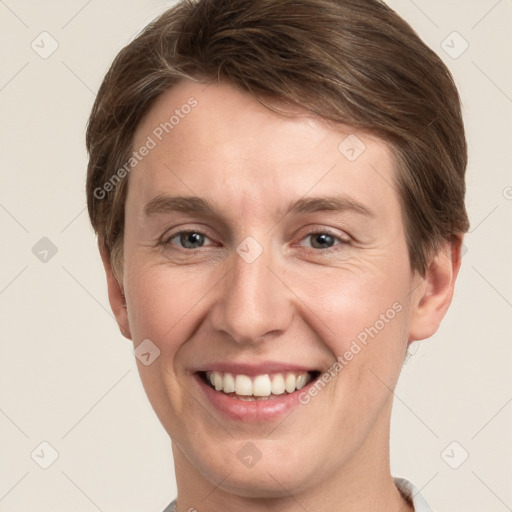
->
xmin=287 ymin=267 xmax=412 ymax=444
xmin=124 ymin=259 xmax=215 ymax=347
xmin=290 ymin=261 xmax=412 ymax=392
xmin=299 ymin=263 xmax=408 ymax=339
xmin=122 ymin=259 xmax=220 ymax=427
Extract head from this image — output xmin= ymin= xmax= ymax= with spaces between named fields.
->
xmin=86 ymin=0 xmax=469 ymax=500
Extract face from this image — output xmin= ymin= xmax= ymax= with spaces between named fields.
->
xmin=103 ymin=80 xmax=458 ymax=499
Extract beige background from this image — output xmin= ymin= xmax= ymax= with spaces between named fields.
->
xmin=0 ymin=1 xmax=511 ymax=511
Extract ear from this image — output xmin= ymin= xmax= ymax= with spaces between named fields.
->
xmin=408 ymin=235 xmax=463 ymax=342
xmin=98 ymin=240 xmax=132 ymax=340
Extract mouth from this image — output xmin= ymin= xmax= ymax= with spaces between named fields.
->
xmin=198 ymin=370 xmax=322 ymax=401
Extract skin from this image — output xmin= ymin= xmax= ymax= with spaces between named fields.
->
xmin=100 ymin=80 xmax=462 ymax=512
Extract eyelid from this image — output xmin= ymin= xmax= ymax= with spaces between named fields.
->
xmin=296 ymin=226 xmax=351 ymax=243
xmin=170 ymin=231 xmax=214 ymax=246
xmin=157 ymin=224 xmax=351 ymax=250
xmin=158 ymin=225 xmax=218 ymax=247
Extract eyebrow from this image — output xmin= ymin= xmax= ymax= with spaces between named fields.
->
xmin=143 ymin=194 xmax=375 ymax=219
xmin=288 ymin=195 xmax=374 ymax=217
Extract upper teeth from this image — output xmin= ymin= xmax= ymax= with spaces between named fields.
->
xmin=206 ymin=371 xmax=312 ymax=397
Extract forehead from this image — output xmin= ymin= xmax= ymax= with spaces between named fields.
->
xmin=129 ymin=80 xmax=400 ymax=223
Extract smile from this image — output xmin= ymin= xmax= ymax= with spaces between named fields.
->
xmin=201 ymin=370 xmax=320 ymax=400
xmin=192 ymin=361 xmax=323 ymax=422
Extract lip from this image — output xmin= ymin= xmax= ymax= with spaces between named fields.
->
xmin=189 ymin=360 xmax=319 ymax=376
xmin=193 ymin=370 xmax=320 ymax=423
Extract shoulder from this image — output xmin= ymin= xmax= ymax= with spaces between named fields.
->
xmin=164 ymin=482 xmax=436 ymax=512
xmin=161 ymin=500 xmax=176 ymax=512
xmin=394 ymin=477 xmax=437 ymax=512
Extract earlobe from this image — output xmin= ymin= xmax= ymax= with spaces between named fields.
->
xmin=98 ymin=240 xmax=132 ymax=340
xmin=408 ymin=235 xmax=463 ymax=342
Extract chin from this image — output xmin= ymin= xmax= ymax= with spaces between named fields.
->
xmin=195 ymin=442 xmax=316 ymax=499
xmin=212 ymin=468 xmax=307 ymax=500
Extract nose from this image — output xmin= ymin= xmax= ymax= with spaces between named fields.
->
xmin=209 ymin=247 xmax=294 ymax=345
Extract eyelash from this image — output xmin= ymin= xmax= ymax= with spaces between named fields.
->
xmin=297 ymin=230 xmax=350 ymax=252
xmin=159 ymin=228 xmax=350 ymax=253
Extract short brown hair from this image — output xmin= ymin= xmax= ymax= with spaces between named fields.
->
xmin=86 ymin=0 xmax=470 ymax=278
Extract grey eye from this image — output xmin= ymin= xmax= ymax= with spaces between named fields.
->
xmin=172 ymin=231 xmax=207 ymax=249
xmin=309 ymin=233 xmax=336 ymax=249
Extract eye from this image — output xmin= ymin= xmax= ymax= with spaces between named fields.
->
xmin=298 ymin=231 xmax=348 ymax=250
xmin=163 ymin=231 xmax=213 ymax=249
